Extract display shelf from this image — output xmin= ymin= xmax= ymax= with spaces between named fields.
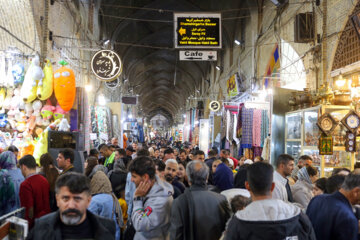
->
xmin=285 ymin=105 xmax=355 ymax=177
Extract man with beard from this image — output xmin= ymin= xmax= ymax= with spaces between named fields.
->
xmin=164 ymin=159 xmax=185 ymax=199
xmin=291 ymin=155 xmax=312 ymax=182
xmin=27 ymin=172 xmax=116 ymax=240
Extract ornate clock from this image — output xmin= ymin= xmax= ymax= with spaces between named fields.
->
xmin=317 ymin=113 xmax=338 ymax=136
xmin=341 ymin=110 xmax=360 ymax=133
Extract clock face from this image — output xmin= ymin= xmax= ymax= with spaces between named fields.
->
xmin=321 ymin=118 xmax=333 ymax=131
xmin=348 ymin=133 xmax=355 ymax=139
xmin=346 ymin=115 xmax=360 ymax=129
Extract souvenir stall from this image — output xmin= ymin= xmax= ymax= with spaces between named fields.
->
xmin=285 ymin=104 xmax=354 ymax=177
xmin=0 ymin=54 xmax=87 ymax=165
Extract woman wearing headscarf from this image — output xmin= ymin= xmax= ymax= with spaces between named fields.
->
xmin=0 ymin=151 xmax=24 ymax=213
xmin=213 ymin=160 xmax=234 ymax=192
xmin=291 ymin=165 xmax=318 ymax=209
xmin=88 ymin=169 xmax=124 ymax=240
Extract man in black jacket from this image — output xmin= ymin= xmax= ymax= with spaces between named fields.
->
xmin=225 ymin=162 xmax=316 ymax=240
xmin=169 ymin=160 xmax=231 ymax=240
xmin=27 ymin=172 xmax=115 ymax=240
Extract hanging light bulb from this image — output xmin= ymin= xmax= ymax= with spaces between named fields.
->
xmin=98 ymin=94 xmax=106 ymax=106
xmin=85 ymin=84 xmax=92 ymax=92
xmin=335 ymin=74 xmax=346 ymax=88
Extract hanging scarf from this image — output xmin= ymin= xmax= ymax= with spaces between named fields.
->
xmin=252 ymin=109 xmax=262 ymax=147
xmin=241 ymin=108 xmax=253 ymax=148
xmin=261 ymin=110 xmax=270 ymax=147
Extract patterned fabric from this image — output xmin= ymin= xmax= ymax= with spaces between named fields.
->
xmin=236 ymin=104 xmax=244 ymax=138
xmin=241 ymin=108 xmax=253 ymax=148
xmin=252 ymin=109 xmax=262 ymax=147
xmin=0 ymin=151 xmax=17 ymax=170
xmin=261 ymin=110 xmax=270 ymax=147
xmin=253 ymin=147 xmax=263 ymax=158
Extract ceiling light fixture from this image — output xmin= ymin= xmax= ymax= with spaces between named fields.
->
xmin=104 ymin=40 xmax=110 ymax=45
xmin=216 ymin=66 xmax=221 ymax=71
xmin=234 ymin=40 xmax=241 ymax=45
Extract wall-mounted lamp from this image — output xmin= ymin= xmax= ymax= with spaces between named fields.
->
xmin=234 ymin=39 xmax=241 ymax=45
xmin=216 ymin=66 xmax=221 ymax=71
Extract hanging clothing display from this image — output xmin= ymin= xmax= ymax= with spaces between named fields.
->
xmin=220 ymin=108 xmax=227 ymax=140
xmin=226 ymin=110 xmax=234 ymax=143
xmin=252 ymin=109 xmax=262 ymax=147
xmin=233 ymin=114 xmax=240 ymax=145
xmin=261 ymin=110 xmax=270 ymax=147
xmin=240 ymin=108 xmax=253 ymax=149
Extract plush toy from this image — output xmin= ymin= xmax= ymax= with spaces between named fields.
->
xmin=41 ymin=99 xmax=55 ymax=126
xmin=9 ymin=88 xmax=21 ymax=115
xmin=3 ymin=88 xmax=13 ymax=110
xmin=7 ymin=110 xmax=16 ymax=129
xmin=33 ymin=128 xmax=49 ymax=165
xmin=5 ymin=60 xmax=14 ymax=88
xmin=37 ymin=59 xmax=53 ymax=100
xmin=54 ymin=103 xmax=67 ymax=120
xmin=0 ymin=113 xmax=8 ymax=128
xmin=32 ymin=100 xmax=43 ymax=126
xmin=24 ymin=103 xmax=33 ymax=117
xmin=15 ymin=111 xmax=26 ymax=132
xmin=0 ymin=88 xmax=6 ymax=109
xmin=26 ymin=115 xmax=36 ymax=133
xmin=54 ymin=60 xmax=76 ymax=112
xmin=20 ymin=56 xmax=44 ymax=103
xmin=12 ymin=63 xmax=25 ymax=85
xmin=58 ymin=118 xmax=70 ymax=132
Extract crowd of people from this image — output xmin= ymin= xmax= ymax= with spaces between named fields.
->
xmin=1 ymin=137 xmax=360 ymax=239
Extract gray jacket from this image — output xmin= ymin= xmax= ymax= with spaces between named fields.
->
xmin=291 ymin=180 xmax=313 ymax=209
xmin=132 ymin=176 xmax=174 ymax=240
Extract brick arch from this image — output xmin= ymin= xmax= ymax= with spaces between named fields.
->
xmin=0 ymin=0 xmax=41 ymax=54
xmin=331 ymin=2 xmax=360 ymax=71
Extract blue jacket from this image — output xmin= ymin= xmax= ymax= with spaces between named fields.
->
xmin=125 ymin=172 xmax=136 ymax=217
xmin=306 ymin=191 xmax=358 ymax=240
xmin=88 ymin=193 xmax=122 ymax=240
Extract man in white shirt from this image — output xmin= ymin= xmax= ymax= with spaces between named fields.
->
xmin=272 ymin=154 xmax=295 ymax=202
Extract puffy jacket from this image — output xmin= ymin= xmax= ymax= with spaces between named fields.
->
xmin=169 ymin=185 xmax=231 ymax=240
xmin=27 ymin=210 xmax=116 ymax=240
xmin=225 ymin=199 xmax=316 ymax=240
xmin=132 ymin=176 xmax=173 ymax=240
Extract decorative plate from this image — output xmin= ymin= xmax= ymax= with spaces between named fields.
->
xmin=341 ymin=110 xmax=360 ymax=133
xmin=317 ymin=113 xmax=338 ymax=136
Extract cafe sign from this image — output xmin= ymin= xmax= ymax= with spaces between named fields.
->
xmin=91 ymin=50 xmax=122 ymax=82
xmin=174 ymin=12 xmax=222 ymax=49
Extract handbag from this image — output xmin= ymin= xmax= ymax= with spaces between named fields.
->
xmin=123 ymin=218 xmax=136 ymax=240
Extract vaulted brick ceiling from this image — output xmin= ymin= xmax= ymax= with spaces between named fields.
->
xmin=100 ymin=0 xmax=254 ymax=122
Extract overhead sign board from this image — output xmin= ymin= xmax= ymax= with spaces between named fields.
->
xmin=179 ymin=50 xmax=217 ymax=61
xmin=91 ymin=50 xmax=122 ymax=82
xmin=174 ymin=13 xmax=222 ymax=49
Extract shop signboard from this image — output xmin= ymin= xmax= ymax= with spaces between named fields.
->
xmin=179 ymin=50 xmax=217 ymax=61
xmin=209 ymin=100 xmax=220 ymax=112
xmin=91 ymin=50 xmax=122 ymax=82
xmin=174 ymin=13 xmax=221 ymax=49
xmin=226 ymin=74 xmax=239 ymax=98
xmin=122 ymin=96 xmax=137 ymax=105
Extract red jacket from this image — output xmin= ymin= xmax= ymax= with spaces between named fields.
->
xmin=19 ymin=174 xmax=51 ymax=229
